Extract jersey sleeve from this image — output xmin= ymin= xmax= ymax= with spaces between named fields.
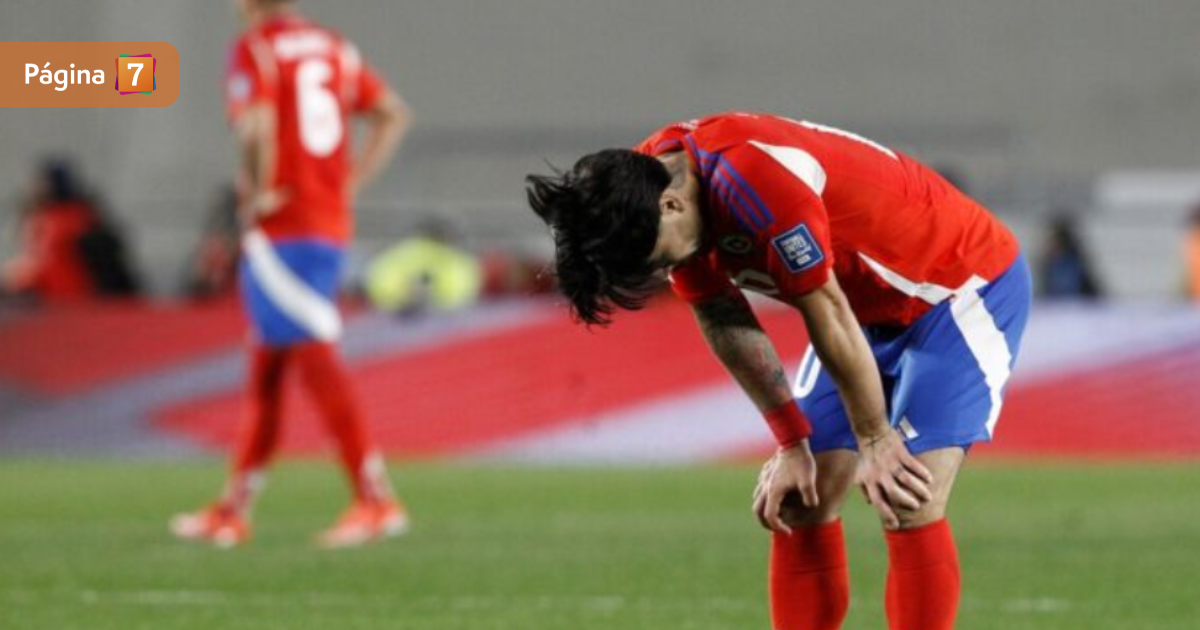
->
xmin=721 ymin=143 xmax=834 ymax=296
xmin=342 ymin=42 xmax=387 ymax=113
xmin=225 ymin=37 xmax=275 ymax=124
xmin=668 ymin=252 xmax=738 ymax=304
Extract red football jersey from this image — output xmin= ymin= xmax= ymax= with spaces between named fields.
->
xmin=635 ymin=113 xmax=1020 ymax=326
xmin=226 ymin=15 xmax=387 ymax=243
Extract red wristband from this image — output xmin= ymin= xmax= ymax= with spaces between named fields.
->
xmin=763 ymin=400 xmax=813 ymax=449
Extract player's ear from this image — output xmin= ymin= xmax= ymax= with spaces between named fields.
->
xmin=659 ymin=189 xmax=685 ymax=217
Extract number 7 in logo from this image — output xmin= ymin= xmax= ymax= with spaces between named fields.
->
xmin=115 ymin=54 xmax=156 ymax=95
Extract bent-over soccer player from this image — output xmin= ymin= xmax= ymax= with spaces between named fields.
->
xmin=526 ymin=112 xmax=1030 ymax=630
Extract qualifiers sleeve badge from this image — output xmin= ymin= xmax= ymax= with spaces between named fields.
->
xmin=771 ymin=224 xmax=824 ymax=273
xmin=115 ymin=54 xmax=156 ymax=95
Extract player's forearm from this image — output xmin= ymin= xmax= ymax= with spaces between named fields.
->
xmin=812 ymin=321 xmax=889 ymax=440
xmin=352 ymin=92 xmax=411 ymax=192
xmin=237 ymin=105 xmax=277 ymax=195
xmin=240 ymin=140 xmax=266 ymax=194
xmin=692 ymin=292 xmax=793 ymax=411
xmin=797 ymin=284 xmax=890 ymax=440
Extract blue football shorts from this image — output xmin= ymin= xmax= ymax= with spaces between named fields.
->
xmin=239 ymin=230 xmax=345 ymax=348
xmin=796 ymin=254 xmax=1032 ymax=455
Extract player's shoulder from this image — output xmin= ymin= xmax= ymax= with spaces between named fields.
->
xmin=287 ymin=15 xmax=357 ymax=52
xmin=295 ymin=17 xmax=351 ymax=50
xmin=226 ymin=19 xmax=286 ymax=66
xmin=680 ymin=112 xmax=823 ymax=162
xmin=225 ymin=28 xmax=264 ymax=79
xmin=286 ymin=19 xmax=367 ymax=71
xmin=227 ymin=26 xmax=258 ymax=58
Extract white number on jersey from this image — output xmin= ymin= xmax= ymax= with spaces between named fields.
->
xmin=296 ymin=59 xmax=343 ymax=158
xmin=732 ymin=269 xmax=780 ymax=296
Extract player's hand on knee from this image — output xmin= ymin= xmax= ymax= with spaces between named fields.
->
xmin=855 ymin=429 xmax=933 ymax=529
xmin=752 ymin=455 xmax=775 ymax=502
xmin=751 ymin=454 xmax=776 ymax=530
xmin=752 ymin=441 xmax=819 ymax=534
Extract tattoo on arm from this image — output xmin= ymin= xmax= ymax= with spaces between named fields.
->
xmin=694 ymin=294 xmax=792 ymax=409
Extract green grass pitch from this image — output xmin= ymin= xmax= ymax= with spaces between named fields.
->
xmin=1 ymin=460 xmax=1197 ymax=629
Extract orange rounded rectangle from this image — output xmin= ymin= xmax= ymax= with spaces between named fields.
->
xmin=0 ymin=42 xmax=180 ymax=108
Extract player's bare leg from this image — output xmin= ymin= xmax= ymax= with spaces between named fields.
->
xmin=774 ymin=449 xmax=858 ymax=527
xmin=878 ymin=446 xmax=966 ymax=630
xmin=764 ymin=449 xmax=858 ymax=630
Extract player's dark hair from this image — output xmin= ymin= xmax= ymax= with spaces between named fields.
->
xmin=526 ymin=149 xmax=669 ymax=326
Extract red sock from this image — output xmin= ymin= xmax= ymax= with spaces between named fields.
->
xmin=770 ymin=520 xmax=850 ymax=630
xmin=224 ymin=346 xmax=290 ymax=514
xmin=884 ymin=519 xmax=960 ymax=630
xmin=293 ymin=342 xmax=392 ymax=504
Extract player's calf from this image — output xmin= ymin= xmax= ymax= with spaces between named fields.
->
xmin=882 ymin=447 xmax=966 ymax=630
xmin=767 ymin=449 xmax=858 ymax=630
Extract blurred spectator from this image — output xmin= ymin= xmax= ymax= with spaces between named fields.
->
xmin=361 ymin=217 xmax=555 ymax=318
xmin=77 ymin=194 xmax=141 ymax=297
xmin=1 ymin=159 xmax=140 ymax=302
xmin=183 ymin=186 xmax=241 ymax=300
xmin=362 ymin=218 xmax=484 ymax=317
xmin=1038 ymin=214 xmax=1104 ymax=299
xmin=1185 ymin=204 xmax=1200 ymax=301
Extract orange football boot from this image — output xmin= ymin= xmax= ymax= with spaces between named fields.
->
xmin=169 ymin=504 xmax=251 ymax=549
xmin=316 ymin=500 xmax=409 ymax=549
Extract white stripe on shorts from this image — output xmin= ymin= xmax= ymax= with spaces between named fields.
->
xmin=792 ymin=344 xmax=823 ymax=399
xmin=242 ymin=229 xmax=342 ymax=342
xmin=948 ymin=276 xmax=1013 ymax=436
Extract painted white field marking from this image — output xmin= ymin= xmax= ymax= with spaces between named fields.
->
xmin=49 ymin=589 xmax=754 ymax=614
xmin=1002 ymin=597 xmax=1074 ymax=614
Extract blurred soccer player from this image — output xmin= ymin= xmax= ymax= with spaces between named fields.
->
xmin=527 ymin=113 xmax=1030 ymax=630
xmin=171 ymin=0 xmax=412 ymax=549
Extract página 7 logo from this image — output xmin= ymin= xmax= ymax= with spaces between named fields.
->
xmin=25 ymin=63 xmax=106 ymax=92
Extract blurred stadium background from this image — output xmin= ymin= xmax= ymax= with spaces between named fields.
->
xmin=1 ymin=2 xmax=1198 ymax=629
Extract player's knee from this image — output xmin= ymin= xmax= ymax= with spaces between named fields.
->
xmin=779 ymin=491 xmax=839 ymax=528
xmin=888 ymin=499 xmax=947 ymax=531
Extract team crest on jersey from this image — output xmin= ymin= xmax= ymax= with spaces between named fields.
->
xmin=771 ymin=224 xmax=824 ymax=273
xmin=719 ymin=234 xmax=753 ymax=256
